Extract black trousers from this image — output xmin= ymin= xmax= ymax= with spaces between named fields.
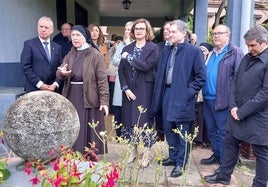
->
xmin=113 ymin=106 xmax=122 ymax=137
xmin=155 ymin=114 xmax=164 ymax=137
xmin=219 ymin=130 xmax=268 ymax=187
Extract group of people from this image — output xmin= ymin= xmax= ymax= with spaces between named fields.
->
xmin=189 ymin=24 xmax=268 ymax=187
xmin=203 ymin=26 xmax=268 ymax=187
xmin=21 ymin=17 xmax=109 ymax=155
xmin=20 ymin=16 xmax=268 ymax=186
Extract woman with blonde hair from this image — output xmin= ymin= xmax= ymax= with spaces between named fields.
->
xmin=112 ymin=21 xmax=133 ymax=137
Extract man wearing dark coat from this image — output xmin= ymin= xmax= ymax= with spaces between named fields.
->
xmin=151 ymin=19 xmax=206 ymax=177
xmin=21 ymin=16 xmax=62 ymax=93
xmin=205 ymin=26 xmax=268 ymax=187
xmin=53 ymin=23 xmax=73 ymax=57
xmin=155 ymin=21 xmax=171 ymax=142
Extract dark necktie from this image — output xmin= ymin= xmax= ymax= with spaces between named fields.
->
xmin=166 ymin=46 xmax=177 ymax=85
xmin=43 ymin=41 xmax=51 ymax=62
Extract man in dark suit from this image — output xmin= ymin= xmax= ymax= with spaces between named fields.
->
xmin=156 ymin=21 xmax=171 ymax=52
xmin=154 ymin=21 xmax=171 ymax=142
xmin=204 ymin=26 xmax=268 ymax=186
xmin=21 ymin=16 xmax=62 ymax=93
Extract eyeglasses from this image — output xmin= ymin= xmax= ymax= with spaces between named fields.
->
xmin=134 ymin=27 xmax=146 ymax=31
xmin=211 ymin=32 xmax=228 ymax=37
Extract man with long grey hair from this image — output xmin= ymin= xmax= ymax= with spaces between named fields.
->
xmin=205 ymin=26 xmax=268 ymax=187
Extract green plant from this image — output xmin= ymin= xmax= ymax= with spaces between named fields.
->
xmin=108 ymin=105 xmax=164 ymax=187
xmin=0 ymin=159 xmax=11 ymax=184
xmin=0 ymin=130 xmax=11 ymax=184
xmin=88 ymin=118 xmax=122 ymax=163
xmin=23 ymin=117 xmax=122 ymax=187
xmin=111 ymin=106 xmax=157 ymax=186
xmin=173 ymin=125 xmax=199 ymax=187
xmin=24 ymin=145 xmax=120 ymax=187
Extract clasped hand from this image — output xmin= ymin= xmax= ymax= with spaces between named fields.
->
xmin=40 ymin=84 xmax=56 ymax=91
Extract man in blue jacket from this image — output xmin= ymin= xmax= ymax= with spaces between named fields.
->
xmin=205 ymin=26 xmax=268 ymax=187
xmin=151 ymin=19 xmax=206 ymax=177
xmin=200 ymin=25 xmax=243 ymax=166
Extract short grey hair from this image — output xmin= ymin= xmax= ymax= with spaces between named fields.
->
xmin=217 ymin=24 xmax=231 ymax=34
xmin=244 ymin=26 xmax=268 ymax=44
xmin=38 ymin=16 xmax=54 ymax=29
xmin=170 ymin=19 xmax=188 ymax=33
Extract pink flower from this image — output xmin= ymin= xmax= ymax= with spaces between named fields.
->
xmin=53 ymin=159 xmax=60 ymax=171
xmin=53 ymin=177 xmax=63 ymax=187
xmin=24 ymin=166 xmax=32 ymax=175
xmin=102 ymin=168 xmax=119 ymax=187
xmin=29 ymin=176 xmax=40 ymax=186
xmin=107 ymin=178 xmax=115 ymax=187
xmin=37 ymin=164 xmax=44 ymax=171
xmin=108 ymin=168 xmax=119 ymax=180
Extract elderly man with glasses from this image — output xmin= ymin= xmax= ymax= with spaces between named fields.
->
xmin=200 ymin=25 xmax=244 ymax=167
xmin=53 ymin=23 xmax=73 ymax=57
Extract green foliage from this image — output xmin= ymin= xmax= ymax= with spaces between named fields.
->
xmin=0 ymin=168 xmax=11 ymax=182
xmin=261 ymin=23 xmax=268 ymax=30
xmin=207 ymin=27 xmax=214 ymax=44
xmin=188 ymin=15 xmax=193 ymax=33
xmin=0 ymin=130 xmax=11 ymax=184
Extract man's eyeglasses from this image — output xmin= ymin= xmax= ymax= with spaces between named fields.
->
xmin=134 ymin=27 xmax=146 ymax=31
xmin=211 ymin=32 xmax=228 ymax=37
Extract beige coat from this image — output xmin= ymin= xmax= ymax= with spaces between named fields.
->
xmin=56 ymin=46 xmax=109 ymax=108
xmin=99 ymin=44 xmax=109 ymax=68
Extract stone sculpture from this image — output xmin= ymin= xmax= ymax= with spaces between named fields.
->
xmin=3 ymin=91 xmax=80 ymax=161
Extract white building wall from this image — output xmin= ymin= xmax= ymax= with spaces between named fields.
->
xmin=0 ymin=0 xmax=56 ymax=63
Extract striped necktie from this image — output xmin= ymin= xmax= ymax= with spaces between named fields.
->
xmin=43 ymin=41 xmax=51 ymax=62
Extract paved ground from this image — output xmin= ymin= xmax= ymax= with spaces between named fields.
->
xmin=1 ymin=141 xmax=260 ymax=187
xmin=108 ymin=141 xmax=257 ymax=187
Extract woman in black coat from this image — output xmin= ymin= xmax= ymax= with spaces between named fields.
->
xmin=118 ymin=18 xmax=158 ymax=168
